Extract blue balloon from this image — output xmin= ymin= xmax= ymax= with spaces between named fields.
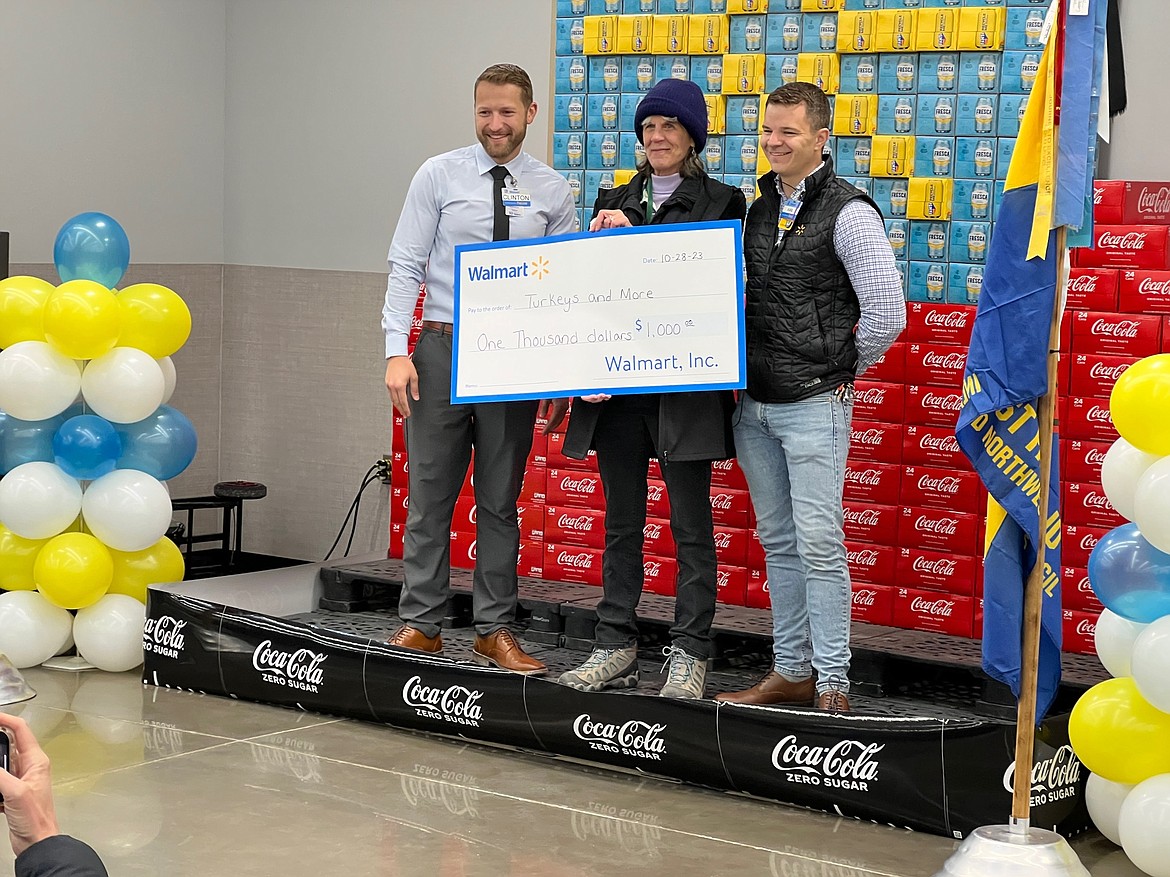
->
xmin=53 ymin=211 xmax=131 ymax=288
xmin=115 ymin=405 xmax=197 ymax=481
xmin=1088 ymin=522 xmax=1170 ymax=623
xmin=0 ymin=410 xmax=71 ymax=475
xmin=52 ymin=414 xmax=122 ymax=480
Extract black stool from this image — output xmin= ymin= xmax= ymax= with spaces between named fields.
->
xmin=171 ymin=481 xmax=267 ymax=576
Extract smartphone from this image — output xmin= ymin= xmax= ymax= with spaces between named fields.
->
xmin=0 ymin=732 xmax=8 ymax=804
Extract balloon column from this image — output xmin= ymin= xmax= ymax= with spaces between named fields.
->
xmin=0 ymin=213 xmax=195 ymax=672
xmin=1069 ymin=354 xmax=1170 ymax=877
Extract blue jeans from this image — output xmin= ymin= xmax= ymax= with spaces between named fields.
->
xmin=733 ymin=390 xmax=853 ymax=695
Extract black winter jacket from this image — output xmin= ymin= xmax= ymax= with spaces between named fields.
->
xmin=17 ymin=836 xmax=109 ymax=877
xmin=563 ymin=170 xmax=746 ymax=463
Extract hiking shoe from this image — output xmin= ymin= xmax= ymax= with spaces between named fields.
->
xmin=557 ymin=647 xmax=639 ymax=692
xmin=659 ymin=645 xmax=706 ymax=699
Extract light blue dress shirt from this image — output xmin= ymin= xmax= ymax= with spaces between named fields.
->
xmin=382 ymin=143 xmax=576 ymax=358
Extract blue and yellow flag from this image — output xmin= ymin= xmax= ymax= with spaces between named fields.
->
xmin=955 ymin=22 xmax=1068 ymax=720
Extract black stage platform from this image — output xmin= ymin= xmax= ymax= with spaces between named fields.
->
xmin=143 ymin=557 xmax=1100 ymax=840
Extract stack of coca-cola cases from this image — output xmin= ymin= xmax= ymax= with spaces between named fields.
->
xmin=388 ymin=181 xmax=1170 ymax=654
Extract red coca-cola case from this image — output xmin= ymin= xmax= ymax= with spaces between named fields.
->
xmin=849 ymin=420 xmax=904 ymax=465
xmin=1063 ymin=566 xmax=1104 ymax=613
xmin=897 ymin=506 xmax=980 ymax=556
xmin=897 ymin=547 xmax=980 ymax=596
xmin=1061 ymin=439 xmax=1111 ymax=485
xmin=846 ymin=541 xmax=898 ymax=587
xmin=546 ymin=430 xmax=597 ymax=471
xmin=641 ymin=517 xmax=674 ymax=557
xmin=392 ymin=411 xmax=406 ymax=453
xmin=1066 ymin=268 xmax=1120 ymax=311
xmin=1074 ymin=225 xmax=1170 ymax=270
xmin=646 ymin=479 xmax=671 ymax=520
xmin=843 ymin=461 xmax=902 ymax=505
xmin=518 ymin=540 xmax=544 ymax=578
xmin=851 ymin=584 xmax=895 ymax=626
xmin=528 ymin=433 xmax=548 ymax=468
xmin=709 ymin=488 xmax=752 ymax=529
xmin=1092 ymin=180 xmax=1125 ymax=224
xmin=519 ymin=466 xmax=547 ymax=505
xmin=863 ymin=341 xmax=905 ymax=383
xmin=853 ymin=381 xmax=906 ymax=424
xmin=544 ymin=505 xmax=607 ymax=549
xmin=1062 ymin=609 xmax=1100 ymax=655
xmin=390 ymin=521 xmax=404 ymax=558
xmin=905 ymin=302 xmax=976 ymax=345
xmin=450 ymin=529 xmax=477 ymax=570
xmin=904 ymin=343 xmax=968 ymax=388
xmin=746 ymin=568 xmax=770 ymax=609
xmin=710 ymin=458 xmax=749 ymax=491
xmin=391 ymin=485 xmax=410 ymax=525
xmin=900 ymin=465 xmax=984 ymax=515
xmin=843 ymin=502 xmax=900 ymax=546
xmin=1062 ymin=481 xmax=1125 ymax=529
xmin=391 ymin=449 xmax=409 ymax=488
xmin=642 ymin=555 xmax=678 ymax=597
xmin=1070 ymin=310 xmax=1163 ymax=358
xmin=1062 ymin=523 xmax=1110 ymax=570
xmin=1062 ymin=396 xmax=1118 ymax=443
xmin=748 ymin=529 xmax=765 ymax=571
xmin=451 ymin=497 xmax=543 ymax=541
xmin=1066 ymin=352 xmax=1137 ymax=399
xmin=1119 ymin=181 xmax=1170 ymax=225
xmin=1119 ymin=269 xmax=1170 ymax=314
xmin=543 ymin=543 xmax=604 ymax=586
xmin=713 ymin=525 xmax=749 ymax=567
xmin=717 ymin=565 xmax=748 ymax=606
xmin=893 ymin=588 xmax=975 ymax=637
xmin=904 ymin=384 xmax=964 ymax=428
xmin=902 ymin=424 xmax=966 ymax=468
xmin=545 ymin=468 xmax=603 ymax=509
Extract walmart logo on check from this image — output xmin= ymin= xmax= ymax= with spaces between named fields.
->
xmin=467 ymin=257 xmax=548 ymax=282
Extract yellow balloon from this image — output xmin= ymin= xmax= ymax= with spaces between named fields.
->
xmin=1069 ymin=677 xmax=1170 ymax=784
xmin=33 ymin=532 xmax=114 ymax=609
xmin=42 ymin=279 xmax=121 ymax=360
xmin=0 ymin=275 xmax=55 ymax=347
xmin=1111 ymin=354 xmax=1170 ymax=456
xmin=108 ymin=537 xmax=186 ymax=604
xmin=116 ymin=283 xmax=192 ymax=358
xmin=0 ymin=524 xmax=49 ymax=591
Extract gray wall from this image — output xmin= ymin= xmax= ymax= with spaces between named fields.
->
xmin=1102 ymin=1 xmax=1166 ymax=180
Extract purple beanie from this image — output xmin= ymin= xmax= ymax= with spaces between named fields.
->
xmin=634 ymin=78 xmax=708 ymax=150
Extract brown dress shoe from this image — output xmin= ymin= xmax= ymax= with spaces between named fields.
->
xmin=714 ymin=671 xmax=815 ymax=706
xmin=817 ymin=690 xmax=851 ymax=713
xmin=472 ymin=629 xmax=546 ymax=675
xmin=387 ymin=625 xmax=443 ymax=654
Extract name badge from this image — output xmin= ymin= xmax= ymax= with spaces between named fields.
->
xmin=776 ymin=195 xmax=801 ymax=239
xmin=502 ymin=188 xmax=531 ymax=216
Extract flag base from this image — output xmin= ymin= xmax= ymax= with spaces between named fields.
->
xmin=933 ymin=826 xmax=1089 ymax=877
xmin=0 ymin=653 xmax=37 ymax=706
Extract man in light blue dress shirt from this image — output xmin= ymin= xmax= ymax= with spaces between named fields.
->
xmin=381 ymin=64 xmax=576 ymax=674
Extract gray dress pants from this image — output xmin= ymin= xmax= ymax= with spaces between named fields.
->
xmin=399 ymin=328 xmax=539 ymax=637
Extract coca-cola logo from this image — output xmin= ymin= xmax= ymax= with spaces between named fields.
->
xmin=714 ymin=531 xmax=733 ymax=549
xmin=919 ymin=433 xmax=960 ymax=452
xmin=846 ymin=468 xmax=883 ymax=486
xmin=852 ymin=428 xmax=887 ymax=446
xmin=921 ymin=391 xmax=962 ymax=411
xmin=644 ymin=523 xmax=664 ymax=540
xmin=1093 ymin=187 xmax=1104 ymax=205
xmin=401 ymin=774 xmax=480 ymax=817
xmin=771 ymin=734 xmax=884 ymax=791
xmin=647 ymin=484 xmax=665 ymax=502
xmin=557 ymin=551 xmax=595 ymax=569
xmin=844 ymin=509 xmax=882 ymax=526
xmin=1090 ymin=318 xmax=1141 ymax=338
xmin=643 ymin=561 xmax=663 ymax=577
xmin=573 ymin=714 xmax=667 ymax=760
xmin=915 ymin=515 xmax=958 ymax=535
xmin=910 ymin=595 xmax=956 ymax=615
xmin=1097 ymin=231 xmax=1148 ymax=250
xmin=712 ymin=459 xmax=734 ymax=472
xmin=402 ymin=675 xmax=484 ymax=727
xmin=911 ymin=558 xmax=957 ymax=577
xmin=716 ymin=569 xmax=731 ymax=588
xmin=853 ymin=589 xmax=877 ymax=607
xmin=1085 ymin=405 xmax=1112 ymax=423
xmin=1076 ymin=619 xmax=1097 ymax=636
xmin=143 ymin=616 xmax=187 ymax=658
xmin=557 ymin=513 xmax=596 ymax=532
xmin=1087 ymin=362 xmax=1130 ymax=381
xmin=856 ymin=388 xmax=887 ymax=405
xmin=1080 ymin=533 xmax=1100 ymax=551
xmin=1082 ymin=491 xmax=1114 ymax=510
xmin=847 ymin=548 xmax=879 ymax=567
xmin=1085 ymin=449 xmax=1107 ymax=465
xmin=921 ymin=352 xmax=967 ymax=370
xmin=561 ymin=475 xmax=598 ymax=494
xmin=1137 ymin=277 xmax=1170 ymax=295
xmin=1136 ymin=185 xmax=1170 ymax=214
xmin=918 ymin=474 xmax=961 ymax=494
xmin=253 ymin=640 xmax=326 ymax=692
xmin=1068 ymin=274 xmax=1098 ymax=292
xmin=711 ymin=493 xmax=733 ymax=510
xmin=1002 ymin=745 xmax=1083 ymax=804
xmin=923 ymin=310 xmax=970 ymax=329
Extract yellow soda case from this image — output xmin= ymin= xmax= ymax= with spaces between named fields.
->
xmin=704 ymin=94 xmax=727 ymax=134
xmin=907 ymin=178 xmax=954 ymax=221
xmin=652 ymin=15 xmax=689 ymax=54
xmin=836 ymin=11 xmax=875 ymax=54
xmin=688 ymin=14 xmax=728 ymax=54
xmin=615 ymin=169 xmax=637 ymax=187
xmin=617 ymin=15 xmax=654 ymax=54
xmin=870 ymin=135 xmax=915 ymax=178
xmin=833 ymin=94 xmax=878 ymax=136
xmin=584 ymin=15 xmax=619 ymax=54
xmin=875 ymin=10 xmax=917 ymax=53
xmin=917 ymin=9 xmax=958 ymax=52
xmin=722 ymin=54 xmax=766 ymax=95
xmin=957 ymin=8 xmax=1005 ymax=51
xmin=796 ymin=53 xmax=840 ymax=95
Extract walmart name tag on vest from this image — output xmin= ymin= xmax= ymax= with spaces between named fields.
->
xmin=451 ymin=221 xmax=745 ymax=403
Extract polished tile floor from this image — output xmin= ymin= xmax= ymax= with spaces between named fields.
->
xmin=0 ymin=668 xmax=1140 ymax=877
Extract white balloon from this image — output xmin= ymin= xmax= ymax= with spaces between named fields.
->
xmin=1086 ymin=772 xmax=1134 ymax=846
xmin=1120 ymin=773 xmax=1170 ymax=877
xmin=1134 ymin=457 xmax=1170 ymax=555
xmin=1132 ymin=616 xmax=1170 ymax=714
xmin=1095 ymin=609 xmax=1149 ymax=679
xmin=1101 ymin=438 xmax=1161 ymax=522
xmin=72 ymin=594 xmax=146 ymax=672
xmin=81 ymin=470 xmax=172 ymax=552
xmin=0 ymin=461 xmax=83 ymax=539
xmin=0 ymin=590 xmax=75 ymax=668
xmin=156 ymin=355 xmax=177 ymax=404
xmin=0 ymin=341 xmax=82 ymax=421
xmin=80 ymin=347 xmax=165 ymax=424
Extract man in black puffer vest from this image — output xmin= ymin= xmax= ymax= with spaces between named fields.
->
xmin=715 ymin=83 xmax=905 ymax=714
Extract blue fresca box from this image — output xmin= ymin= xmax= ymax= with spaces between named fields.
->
xmin=878 ymin=54 xmax=919 ymax=95
xmin=658 ymin=0 xmax=695 ymax=11
xmin=953 ymin=137 xmax=997 ymax=179
xmin=959 ymin=52 xmax=1001 ymax=93
xmin=955 ymin=92 xmax=997 ymax=137
xmin=620 ymin=132 xmax=643 ymax=167
xmin=690 ymin=55 xmax=726 ymax=94
xmin=622 ymin=0 xmax=657 ymax=10
xmin=836 ymin=136 xmax=873 ymax=177
xmin=725 ymin=95 xmax=762 ymax=134
xmin=894 ymin=259 xmax=910 ymax=297
xmin=997 ymin=138 xmax=1017 ymax=178
xmin=993 ymin=179 xmax=1006 ymax=219
xmin=623 ymin=56 xmax=659 ymax=92
xmin=877 ymin=95 xmax=916 ymax=135
xmin=1004 ymin=6 xmax=1046 ymax=51
xmin=553 ymin=133 xmax=586 ymax=170
xmin=725 ymin=174 xmax=760 ymax=207
xmin=586 ymin=132 xmax=622 ymax=170
xmin=885 ymin=218 xmax=910 ymax=260
xmin=723 ymin=135 xmax=761 ymax=175
xmin=555 ymin=57 xmax=589 ymax=94
xmin=948 ymin=220 xmax=991 ymax=264
xmin=908 ymin=260 xmax=951 ymax=303
xmin=802 ymin=12 xmax=838 ymax=53
xmin=587 ymin=0 xmax=621 ymax=11
xmin=589 ymin=57 xmax=625 ymax=93
xmin=948 ymin=263 xmax=984 ymax=306
xmin=584 ymin=171 xmax=619 ymax=209
xmin=729 ymin=13 xmax=769 ymax=53
xmin=702 ymin=135 xmax=725 ymax=173
xmin=574 ymin=208 xmax=586 ymax=233
xmin=998 ymin=93 xmax=1028 ymax=137
xmin=554 ymin=95 xmax=587 ymax=133
xmin=872 ymin=178 xmax=910 ymax=218
xmin=916 ymin=137 xmax=956 ymax=177
xmin=1001 ymin=50 xmax=1042 ymax=95
xmin=561 ymin=170 xmax=586 ymax=209
xmin=621 ymin=94 xmax=643 ymax=129
xmin=910 ymin=220 xmax=950 ymax=262
xmin=840 ymin=175 xmax=873 ymax=197
xmin=587 ymin=94 xmax=623 ymax=132
xmin=952 ymin=178 xmax=995 ymax=222
xmin=765 ymin=54 xmax=800 ymax=90
xmin=558 ymin=0 xmax=587 ymax=14
xmin=915 ymin=94 xmax=957 ymax=136
xmin=556 ymin=17 xmax=586 ymax=55
xmin=917 ymin=52 xmax=960 ymax=94
xmin=655 ymin=55 xmax=691 ymax=83
xmin=840 ymin=55 xmax=879 ymax=93
xmin=768 ymin=13 xmax=804 ymax=53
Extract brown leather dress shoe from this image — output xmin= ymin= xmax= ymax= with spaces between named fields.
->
xmin=387 ymin=625 xmax=443 ymax=654
xmin=472 ymin=629 xmax=547 ymax=675
xmin=714 ymin=671 xmax=815 ymax=705
xmin=816 ymin=690 xmax=851 ymax=713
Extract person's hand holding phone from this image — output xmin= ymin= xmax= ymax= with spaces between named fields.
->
xmin=0 ymin=714 xmax=61 ymax=857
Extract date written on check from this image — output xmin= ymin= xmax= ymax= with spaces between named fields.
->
xmin=452 ymin=220 xmax=744 ymax=404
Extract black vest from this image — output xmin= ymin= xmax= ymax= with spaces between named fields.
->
xmin=743 ymin=158 xmax=879 ymax=403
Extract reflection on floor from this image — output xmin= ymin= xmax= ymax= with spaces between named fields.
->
xmin=0 ymin=668 xmax=1140 ymax=877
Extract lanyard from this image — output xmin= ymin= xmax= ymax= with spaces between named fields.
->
xmin=644 ymin=175 xmax=655 ymax=223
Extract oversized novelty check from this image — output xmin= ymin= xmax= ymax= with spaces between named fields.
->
xmin=451 ymin=220 xmax=744 ymax=403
